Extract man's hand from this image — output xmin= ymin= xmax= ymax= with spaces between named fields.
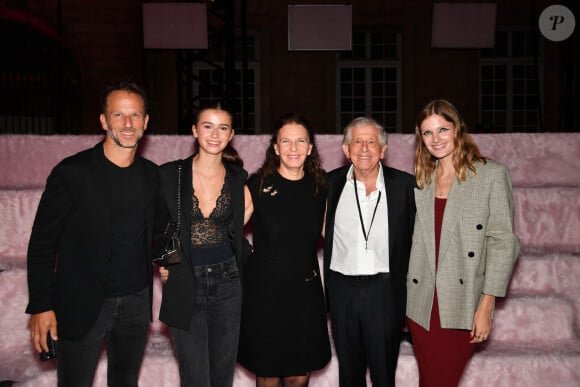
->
xmin=29 ymin=310 xmax=58 ymax=353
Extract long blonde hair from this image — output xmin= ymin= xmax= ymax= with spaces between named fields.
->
xmin=414 ymin=99 xmax=486 ymax=189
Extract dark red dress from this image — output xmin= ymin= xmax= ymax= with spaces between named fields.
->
xmin=407 ymin=198 xmax=475 ymax=387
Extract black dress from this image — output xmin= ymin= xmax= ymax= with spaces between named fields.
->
xmin=238 ymin=172 xmax=331 ymax=376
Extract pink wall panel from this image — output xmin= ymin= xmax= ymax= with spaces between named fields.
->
xmin=2 ymin=133 xmax=579 ymax=189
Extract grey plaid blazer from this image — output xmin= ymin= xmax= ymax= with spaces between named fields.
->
xmin=406 ymin=159 xmax=520 ymax=330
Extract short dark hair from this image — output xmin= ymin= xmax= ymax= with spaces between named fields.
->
xmin=101 ymin=82 xmax=148 ymax=115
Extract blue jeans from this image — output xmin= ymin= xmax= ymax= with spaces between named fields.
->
xmin=170 ymin=257 xmax=242 ymax=387
xmin=56 ymin=287 xmax=150 ymax=387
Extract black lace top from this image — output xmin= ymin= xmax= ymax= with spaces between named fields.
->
xmin=190 ymin=173 xmax=233 ymax=248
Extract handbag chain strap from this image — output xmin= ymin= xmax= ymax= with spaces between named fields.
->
xmin=176 ymin=165 xmax=182 ymax=231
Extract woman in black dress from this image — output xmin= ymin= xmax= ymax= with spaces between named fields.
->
xmin=238 ymin=113 xmax=331 ymax=387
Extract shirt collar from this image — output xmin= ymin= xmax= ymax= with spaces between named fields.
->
xmin=346 ymin=163 xmax=385 ymax=191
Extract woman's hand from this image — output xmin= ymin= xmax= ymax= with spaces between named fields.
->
xmin=470 ymin=294 xmax=495 ymax=343
xmin=243 ymin=185 xmax=254 ymax=225
xmin=159 ymin=266 xmax=169 ymax=284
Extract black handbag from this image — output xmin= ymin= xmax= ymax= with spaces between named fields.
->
xmin=153 ymin=165 xmax=183 ymax=266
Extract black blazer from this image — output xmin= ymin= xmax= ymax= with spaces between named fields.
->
xmin=157 ymin=156 xmax=248 ymax=331
xmin=26 ymin=141 xmax=161 ymax=340
xmin=323 ymin=164 xmax=416 ymax=324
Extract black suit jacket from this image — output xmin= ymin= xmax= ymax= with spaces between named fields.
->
xmin=26 ymin=141 xmax=162 ymax=340
xmin=323 ymin=164 xmax=416 ymax=323
xmin=157 ymin=156 xmax=249 ymax=331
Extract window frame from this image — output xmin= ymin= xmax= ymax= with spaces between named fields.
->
xmin=191 ymin=33 xmax=260 ymax=133
xmin=336 ymin=30 xmax=402 ymax=133
xmin=478 ymin=28 xmax=544 ymax=132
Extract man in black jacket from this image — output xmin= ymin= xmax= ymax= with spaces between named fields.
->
xmin=26 ymin=82 xmax=162 ymax=386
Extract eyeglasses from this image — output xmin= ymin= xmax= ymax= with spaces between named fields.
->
xmin=421 ymin=127 xmax=453 ymax=137
xmin=350 ymin=138 xmax=382 ymax=148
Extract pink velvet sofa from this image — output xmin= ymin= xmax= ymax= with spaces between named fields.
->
xmin=1 ymin=133 xmax=579 ymax=386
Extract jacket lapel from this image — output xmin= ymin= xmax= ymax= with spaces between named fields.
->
xmin=383 ymin=167 xmax=396 ymax=256
xmin=415 ymin=183 xmax=436 ymax=276
xmin=180 ymin=158 xmax=193 ymax=264
xmin=91 ymin=142 xmax=112 ymax=244
xmin=438 ymin=175 xmax=475 ymax=267
xmin=328 ymin=167 xmax=348 ymax=224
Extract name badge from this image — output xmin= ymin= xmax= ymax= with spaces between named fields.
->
xmin=358 ymin=249 xmax=376 ymax=274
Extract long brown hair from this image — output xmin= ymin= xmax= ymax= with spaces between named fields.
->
xmin=414 ymin=99 xmax=486 ymax=189
xmin=192 ymin=102 xmax=243 ymax=167
xmin=255 ymin=113 xmax=326 ymax=194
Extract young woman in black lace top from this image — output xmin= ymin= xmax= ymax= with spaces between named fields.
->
xmin=158 ymin=103 xmax=253 ymax=387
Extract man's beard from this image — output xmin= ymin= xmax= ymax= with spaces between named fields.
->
xmin=107 ymin=127 xmax=142 ymax=149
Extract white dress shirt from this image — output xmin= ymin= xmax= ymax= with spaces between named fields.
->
xmin=330 ymin=164 xmax=390 ymax=275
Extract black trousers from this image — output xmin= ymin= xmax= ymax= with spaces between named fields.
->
xmin=56 ymin=288 xmax=150 ymax=387
xmin=327 ymin=270 xmax=401 ymax=387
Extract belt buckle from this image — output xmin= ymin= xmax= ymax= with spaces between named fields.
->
xmin=305 ymin=270 xmax=318 ymax=282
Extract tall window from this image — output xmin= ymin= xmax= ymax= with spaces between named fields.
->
xmin=194 ymin=36 xmax=259 ymax=132
xmin=479 ymin=29 xmax=542 ymax=132
xmin=195 ymin=67 xmax=258 ymax=132
xmin=337 ymin=30 xmax=401 ymax=132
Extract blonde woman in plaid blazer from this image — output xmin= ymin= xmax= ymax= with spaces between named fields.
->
xmin=406 ymin=99 xmax=520 ymax=387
